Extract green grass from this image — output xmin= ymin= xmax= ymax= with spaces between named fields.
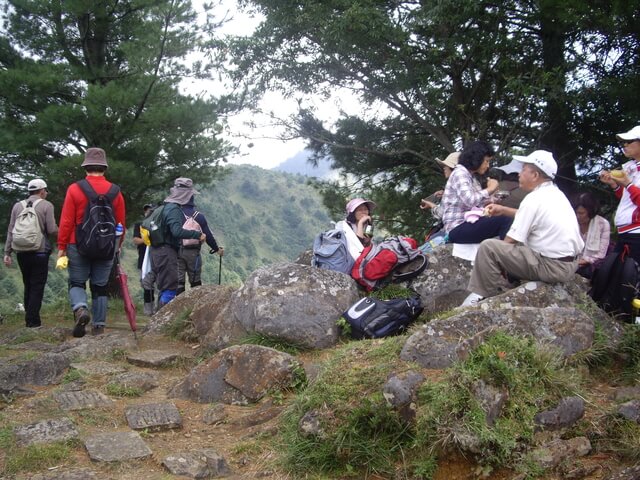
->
xmin=161 ymin=307 xmax=198 ymax=342
xmin=277 ymin=337 xmax=412 ymax=478
xmin=239 ymin=332 xmax=311 ymax=356
xmin=105 ymin=383 xmax=144 ymax=397
xmin=415 ymin=332 xmax=581 ymax=471
xmin=2 ymin=440 xmax=78 ymax=476
xmin=274 ymin=331 xmax=583 ymax=479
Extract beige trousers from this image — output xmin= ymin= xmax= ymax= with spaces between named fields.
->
xmin=468 ymin=239 xmax=578 ymax=298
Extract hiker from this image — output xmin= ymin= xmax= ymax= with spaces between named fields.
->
xmin=441 ymin=140 xmax=513 ymax=244
xmin=419 ymin=152 xmax=460 ymax=219
xmin=336 ymin=198 xmax=376 ymax=260
xmin=599 ymin=125 xmax=640 ymax=263
xmin=489 ymin=160 xmax=529 ymax=209
xmin=57 ymin=148 xmax=126 ymax=337
xmin=177 ymin=192 xmax=224 ymax=295
xmin=461 ymin=150 xmax=584 ymax=306
xmin=3 ymin=179 xmax=59 ymax=328
xmin=571 ymin=192 xmax=611 ymax=279
xmin=149 ymin=178 xmax=206 ymax=308
xmin=133 ymin=203 xmax=156 ymax=314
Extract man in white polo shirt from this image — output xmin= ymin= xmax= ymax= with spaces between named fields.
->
xmin=461 ymin=150 xmax=584 ymax=306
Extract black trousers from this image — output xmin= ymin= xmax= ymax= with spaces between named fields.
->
xmin=615 ymin=233 xmax=640 ymax=264
xmin=16 ymin=251 xmax=50 ymax=327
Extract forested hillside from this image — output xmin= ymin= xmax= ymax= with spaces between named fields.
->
xmin=0 ymin=165 xmax=332 ymax=313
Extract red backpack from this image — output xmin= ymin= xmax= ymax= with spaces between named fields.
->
xmin=351 ymin=236 xmax=428 ymax=291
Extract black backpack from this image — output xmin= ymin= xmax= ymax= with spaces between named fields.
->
xmin=342 ymin=295 xmax=424 ymax=339
xmin=589 ymin=246 xmax=640 ymax=322
xmin=75 ymin=179 xmax=120 ymax=260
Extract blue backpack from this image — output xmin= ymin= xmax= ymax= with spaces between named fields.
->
xmin=312 ymin=229 xmax=355 ymax=275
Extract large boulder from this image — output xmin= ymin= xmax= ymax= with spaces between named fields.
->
xmin=403 ymin=244 xmax=474 ymax=314
xmin=145 ymin=285 xmax=235 ymax=338
xmin=168 ymin=344 xmax=300 ymax=405
xmin=225 ymin=263 xmax=361 ymax=349
xmin=401 ymin=283 xmax=596 ymax=369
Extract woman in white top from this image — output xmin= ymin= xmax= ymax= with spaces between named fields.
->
xmin=336 ymin=198 xmax=376 ymax=260
xmin=572 ymin=192 xmax=611 ymax=279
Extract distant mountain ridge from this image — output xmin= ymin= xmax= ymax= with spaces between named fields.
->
xmin=272 ymin=149 xmax=336 ymax=179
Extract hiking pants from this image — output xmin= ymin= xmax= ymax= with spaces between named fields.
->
xmin=177 ymin=246 xmax=202 ymax=294
xmin=17 ymin=251 xmax=50 ymax=327
xmin=67 ymin=244 xmax=112 ymax=327
xmin=468 ymin=239 xmax=578 ymax=298
xmin=150 ymin=245 xmax=179 ymax=293
xmin=448 ymin=216 xmax=513 ymax=244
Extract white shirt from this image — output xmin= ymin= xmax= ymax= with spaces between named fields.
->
xmin=507 ymin=182 xmax=584 ymax=258
xmin=335 ymin=220 xmax=364 ymax=260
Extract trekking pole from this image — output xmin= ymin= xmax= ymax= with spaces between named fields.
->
xmin=211 ymin=247 xmax=222 ymax=285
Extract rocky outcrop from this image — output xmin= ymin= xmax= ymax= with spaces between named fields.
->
xmin=224 ymin=263 xmax=360 ymax=349
xmin=168 ymin=344 xmax=302 ymax=405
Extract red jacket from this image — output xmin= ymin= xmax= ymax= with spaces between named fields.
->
xmin=58 ymin=175 xmax=126 ymax=251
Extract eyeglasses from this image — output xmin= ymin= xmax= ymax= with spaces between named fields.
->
xmin=621 ymin=139 xmax=640 ymax=145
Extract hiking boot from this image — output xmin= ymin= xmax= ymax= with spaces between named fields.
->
xmin=72 ymin=307 xmax=90 ymax=338
xmin=461 ymin=292 xmax=484 ymax=307
xmin=91 ymin=325 xmax=105 ymax=336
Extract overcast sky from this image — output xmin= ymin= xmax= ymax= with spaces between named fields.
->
xmin=182 ymin=0 xmax=362 ymax=170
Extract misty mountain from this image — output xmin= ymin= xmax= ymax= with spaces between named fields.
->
xmin=272 ymin=149 xmax=336 ymax=179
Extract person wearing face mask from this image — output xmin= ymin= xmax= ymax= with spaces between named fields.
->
xmin=600 ymin=125 xmax=640 ymax=263
xmin=440 ymin=140 xmax=513 ymax=244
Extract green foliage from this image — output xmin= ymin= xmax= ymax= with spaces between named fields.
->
xmin=228 ymin=0 xmax=640 ymax=237
xmin=370 ymin=284 xmax=416 ymax=301
xmin=415 ymin=332 xmax=581 ymax=469
xmin=239 ymin=332 xmax=309 ymax=356
xmin=61 ymin=369 xmax=83 ymax=384
xmin=0 ymin=0 xmax=233 ymax=230
xmin=105 ymin=383 xmax=143 ymax=398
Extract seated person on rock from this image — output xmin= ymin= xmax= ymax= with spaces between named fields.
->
xmin=420 ymin=151 xmax=460 ymax=220
xmin=336 ymin=198 xmax=376 ymax=261
xmin=487 ymin=161 xmax=529 ymax=210
xmin=571 ymin=192 xmax=611 ymax=279
xmin=441 ymin=140 xmax=513 ymax=244
xmin=461 ymin=150 xmax=584 ymax=307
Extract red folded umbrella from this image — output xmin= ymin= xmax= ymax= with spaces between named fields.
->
xmin=115 ymin=254 xmax=137 ymax=337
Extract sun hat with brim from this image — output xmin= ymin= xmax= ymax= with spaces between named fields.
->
xmin=81 ymin=147 xmax=108 ymax=167
xmin=616 ymin=126 xmax=640 ymax=141
xmin=164 ymin=177 xmax=199 ymax=205
xmin=27 ymin=179 xmax=47 ymax=191
xmin=495 ymin=159 xmax=523 ymax=175
xmin=513 ymin=150 xmax=557 ymax=179
xmin=345 ymin=198 xmax=376 ymax=215
xmin=436 ymin=152 xmax=460 ymax=170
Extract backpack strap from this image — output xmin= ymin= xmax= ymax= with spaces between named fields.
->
xmin=105 ymin=183 xmax=120 ymax=201
xmin=76 ymin=179 xmax=97 ymax=201
xmin=76 ymin=179 xmax=120 ymax=201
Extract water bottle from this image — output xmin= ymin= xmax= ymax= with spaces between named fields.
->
xmin=364 ymin=223 xmax=374 ymax=237
xmin=115 ymin=223 xmax=123 ymax=237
